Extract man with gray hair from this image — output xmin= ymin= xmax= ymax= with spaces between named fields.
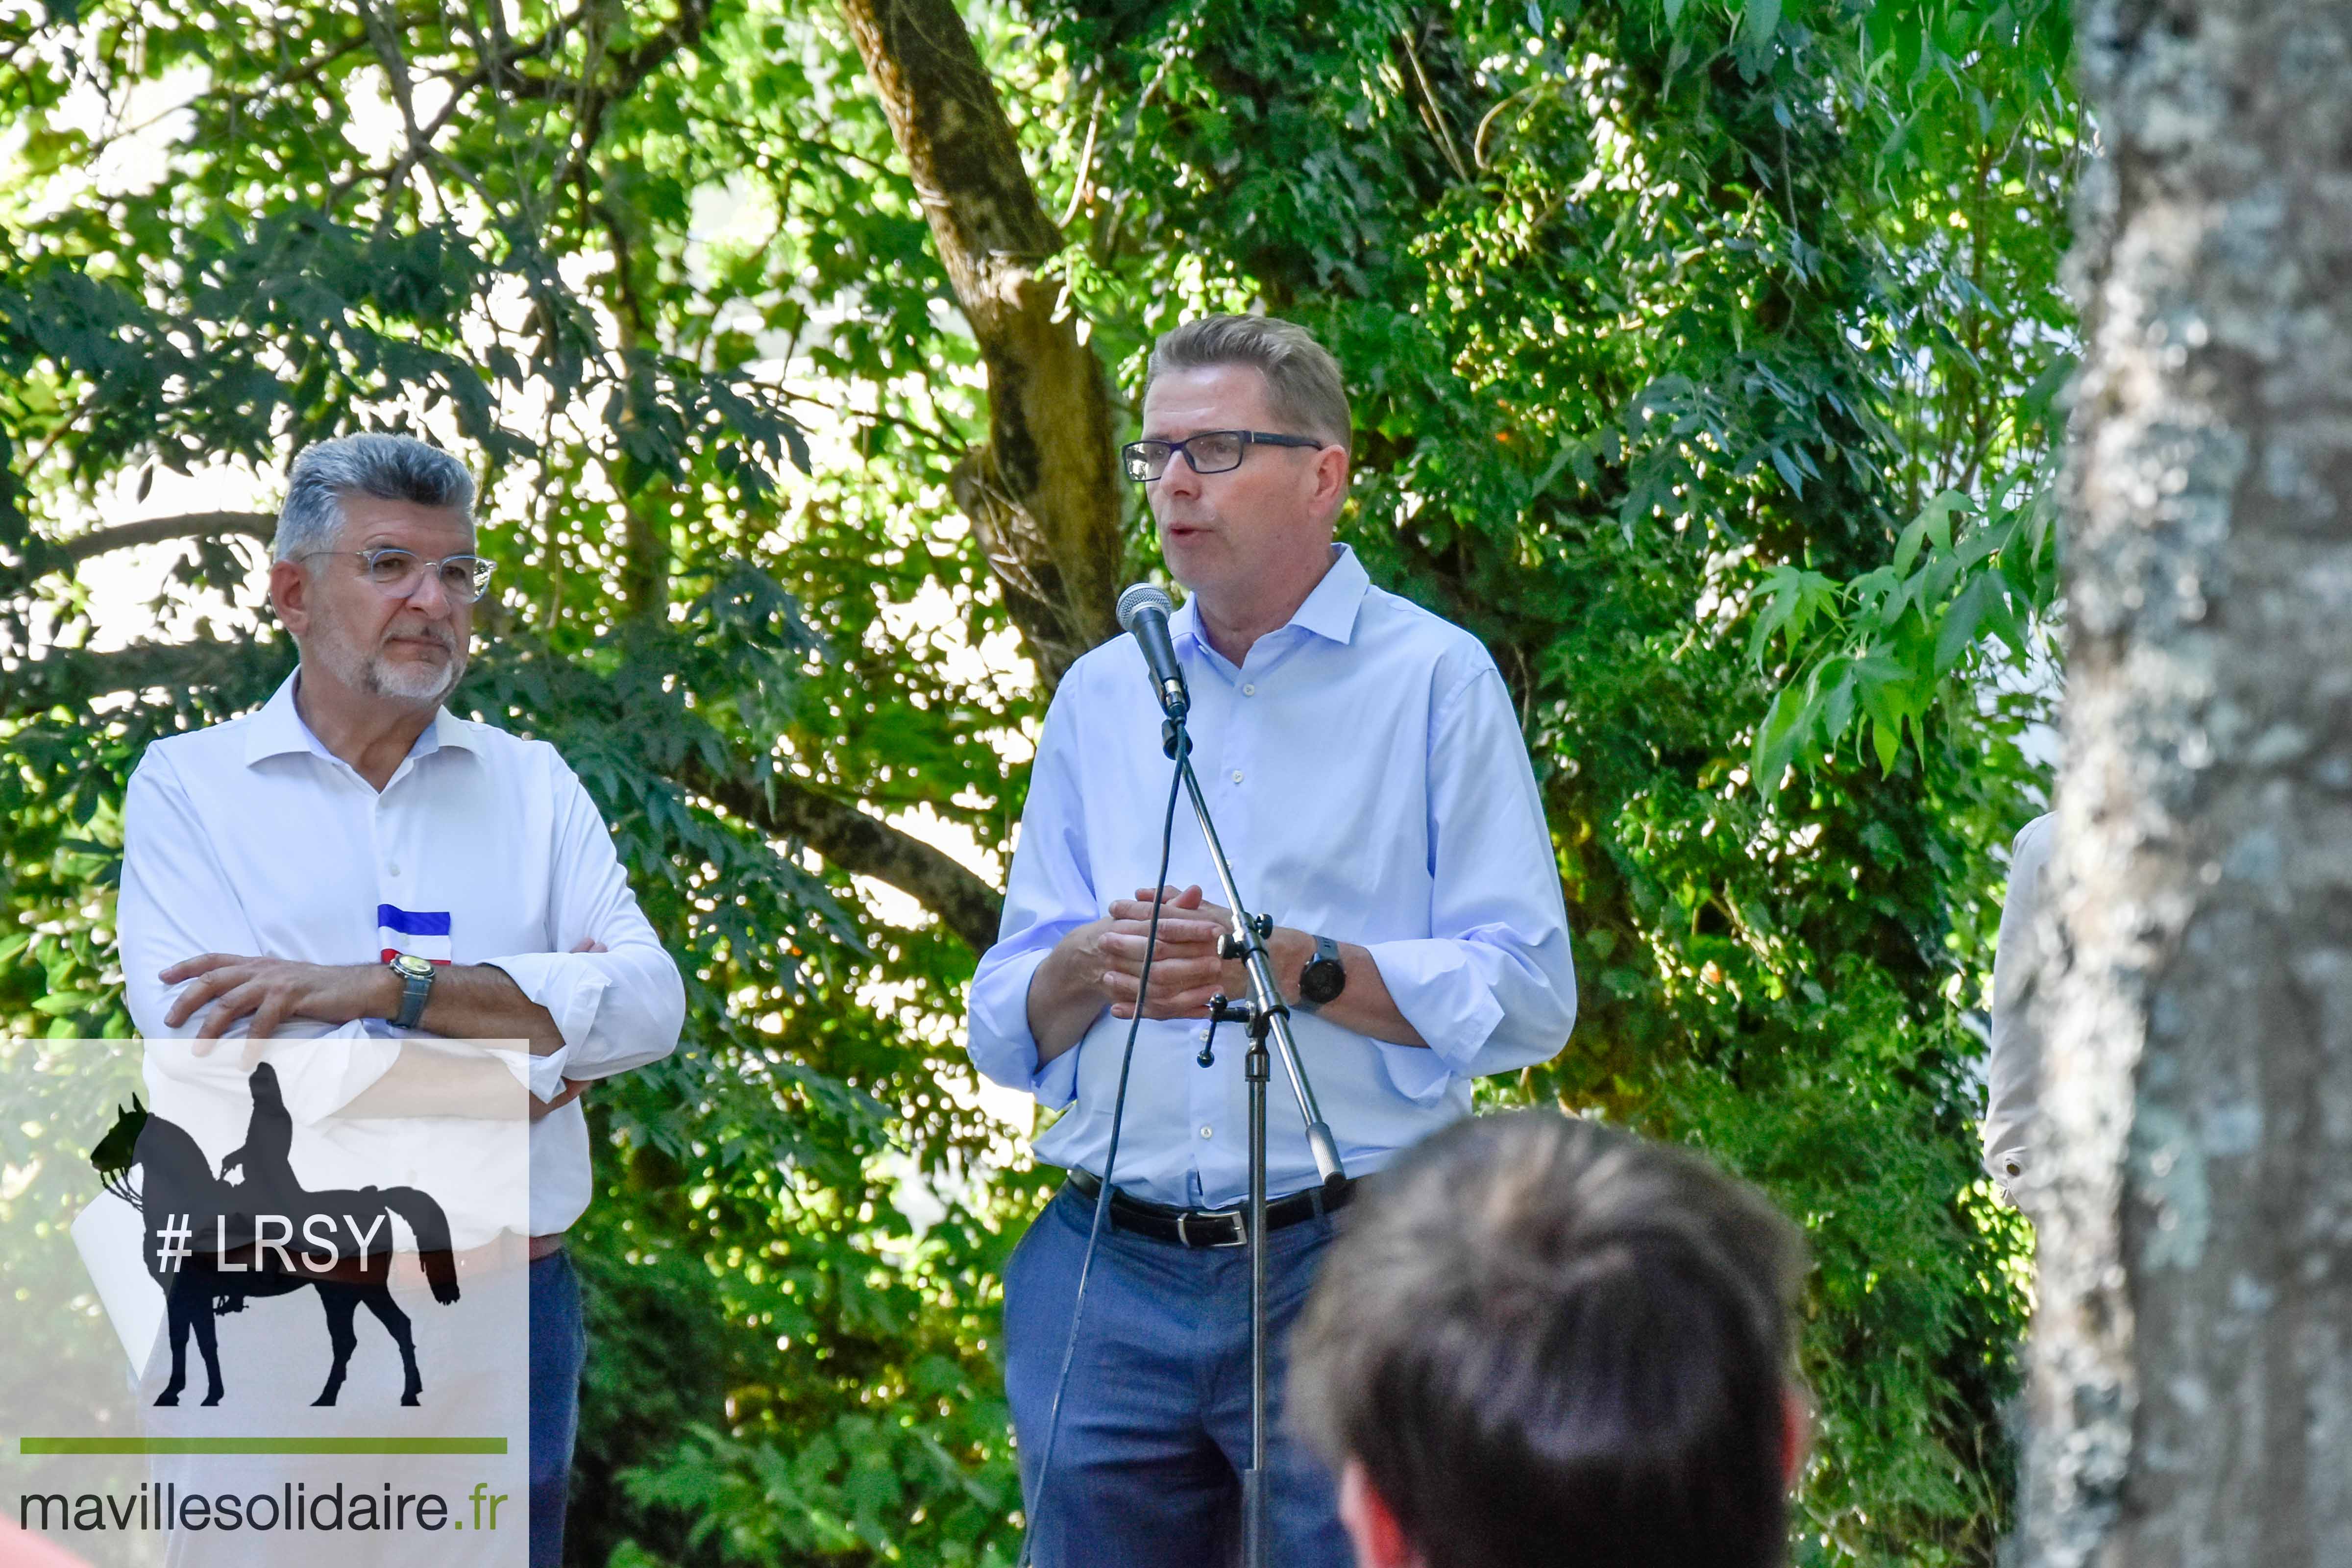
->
xmin=114 ymin=432 xmax=686 ymax=1567
xmin=970 ymin=316 xmax=1577 ymax=1564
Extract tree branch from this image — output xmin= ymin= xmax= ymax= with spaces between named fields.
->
xmin=839 ymin=0 xmax=1125 ymax=691
xmin=0 ymin=637 xmax=287 ymax=725
xmin=685 ymin=759 xmax=1003 ymax=953
xmin=495 ymin=0 xmax=712 ymax=115
xmin=1398 ymin=24 xmax=1472 ymax=185
xmin=44 ymin=512 xmax=276 ymax=571
xmin=0 ymin=638 xmax=1006 ymax=952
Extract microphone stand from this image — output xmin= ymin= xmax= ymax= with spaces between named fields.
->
xmin=1161 ymin=717 xmax=1346 ymax=1568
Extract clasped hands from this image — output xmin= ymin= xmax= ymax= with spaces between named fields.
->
xmin=1088 ymin=884 xmax=1305 ymax=1022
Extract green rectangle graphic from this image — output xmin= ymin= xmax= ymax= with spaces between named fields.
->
xmin=20 ymin=1437 xmax=508 ymax=1455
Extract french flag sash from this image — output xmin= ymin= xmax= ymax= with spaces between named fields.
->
xmin=377 ymin=904 xmax=453 ymax=965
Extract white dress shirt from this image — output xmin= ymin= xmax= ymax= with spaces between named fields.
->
xmin=1983 ymin=811 xmax=2056 ymax=1193
xmin=116 ymin=670 xmax=686 ymax=1237
xmin=968 ymin=545 xmax=1578 ymax=1207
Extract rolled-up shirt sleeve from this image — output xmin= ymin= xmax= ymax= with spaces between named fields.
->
xmin=481 ymin=759 xmax=685 ymax=1101
xmin=968 ymin=695 xmax=1096 ymax=1109
xmin=1361 ymin=665 xmax=1576 ymax=1101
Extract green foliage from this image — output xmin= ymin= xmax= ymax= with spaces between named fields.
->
xmin=3 ymin=0 xmax=2074 ymax=1562
xmin=1750 ymin=461 xmax=2060 ymax=789
xmin=1035 ymin=0 xmax=2072 ymax=1552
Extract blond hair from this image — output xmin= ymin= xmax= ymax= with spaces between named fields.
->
xmin=1145 ymin=315 xmax=1352 ymax=448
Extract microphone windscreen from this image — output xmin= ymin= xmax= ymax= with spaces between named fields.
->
xmin=1117 ymin=582 xmax=1175 ymax=634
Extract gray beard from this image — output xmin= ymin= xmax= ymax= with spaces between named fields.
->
xmin=309 ymin=626 xmax=466 ymax=709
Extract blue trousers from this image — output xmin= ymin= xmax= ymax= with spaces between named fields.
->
xmin=1003 ymin=1182 xmax=1353 ymax=1568
xmin=529 ymin=1250 xmax=585 ymax=1568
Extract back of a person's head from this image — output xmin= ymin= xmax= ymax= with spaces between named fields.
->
xmin=1289 ymin=1109 xmax=1809 ymax=1568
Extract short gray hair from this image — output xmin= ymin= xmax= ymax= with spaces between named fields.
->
xmin=273 ymin=434 xmax=476 ymax=563
xmin=1145 ymin=315 xmax=1352 ymax=448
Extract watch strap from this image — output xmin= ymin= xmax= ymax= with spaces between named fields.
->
xmin=391 ymin=959 xmax=435 ymax=1029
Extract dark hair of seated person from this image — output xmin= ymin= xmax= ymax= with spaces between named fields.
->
xmin=1287 ymin=1108 xmax=1809 ymax=1568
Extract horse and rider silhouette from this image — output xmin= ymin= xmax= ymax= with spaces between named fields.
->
xmin=91 ymin=1063 xmax=461 ymax=1408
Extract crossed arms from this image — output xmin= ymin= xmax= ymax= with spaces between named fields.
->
xmin=117 ymin=750 xmax=686 ymax=1120
xmin=157 ymin=941 xmax=607 ymax=1118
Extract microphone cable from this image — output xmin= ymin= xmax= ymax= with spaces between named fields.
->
xmin=1015 ymin=719 xmax=1190 ymax=1568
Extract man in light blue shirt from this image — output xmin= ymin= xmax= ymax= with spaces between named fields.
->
xmin=969 ymin=315 xmax=1577 ymax=1567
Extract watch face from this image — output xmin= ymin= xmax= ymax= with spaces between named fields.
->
xmin=1300 ymin=956 xmax=1346 ymax=1005
xmin=390 ymin=954 xmax=434 ymax=980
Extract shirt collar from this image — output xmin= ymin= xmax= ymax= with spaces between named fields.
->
xmin=1291 ymin=544 xmax=1371 ymax=644
xmin=243 ymin=668 xmax=479 ymax=767
xmin=1169 ymin=543 xmax=1370 ymax=651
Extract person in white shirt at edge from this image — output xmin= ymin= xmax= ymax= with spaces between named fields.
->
xmin=1982 ymin=811 xmax=2056 ymax=1206
xmin=968 ymin=315 xmax=1578 ymax=1568
xmin=113 ymin=433 xmax=686 ymax=1568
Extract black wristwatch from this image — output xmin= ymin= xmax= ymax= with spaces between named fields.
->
xmin=387 ymin=952 xmax=437 ymax=1029
xmin=1296 ymin=934 xmax=1346 ymax=1014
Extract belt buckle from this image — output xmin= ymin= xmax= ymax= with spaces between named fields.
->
xmin=1179 ymin=1208 xmax=1249 ymax=1249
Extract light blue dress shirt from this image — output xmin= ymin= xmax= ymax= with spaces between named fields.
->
xmin=967 ymin=545 xmax=1577 ymax=1207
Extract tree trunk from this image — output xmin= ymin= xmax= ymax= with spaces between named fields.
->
xmin=2022 ymin=1 xmax=2352 ymax=1563
xmin=839 ymin=0 xmax=1126 ymax=689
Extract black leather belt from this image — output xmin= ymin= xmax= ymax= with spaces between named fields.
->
xmin=1064 ymin=1168 xmax=1352 ymax=1249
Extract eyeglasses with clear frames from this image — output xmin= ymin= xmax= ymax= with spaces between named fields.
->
xmin=1121 ymin=429 xmax=1326 ymax=483
xmin=300 ymin=547 xmax=496 ymax=603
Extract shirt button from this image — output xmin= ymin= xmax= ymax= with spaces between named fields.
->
xmin=1198 ymin=1029 xmax=1210 ymax=1042
xmin=387 ymin=862 xmax=402 ymax=876
xmin=1200 ymin=1126 xmax=1213 ymax=1139
xmin=1242 ymin=684 xmax=1256 ymax=696
xmin=1230 ymin=769 xmax=1244 ymax=784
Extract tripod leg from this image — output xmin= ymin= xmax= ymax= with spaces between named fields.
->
xmin=1245 ymin=1038 xmax=1270 ymax=1568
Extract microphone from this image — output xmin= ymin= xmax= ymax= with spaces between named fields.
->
xmin=1116 ymin=583 xmax=1189 ymax=718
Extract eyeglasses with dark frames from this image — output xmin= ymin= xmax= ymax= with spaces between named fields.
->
xmin=299 ymin=547 xmax=496 ymax=603
xmin=1121 ymin=429 xmax=1326 ymax=483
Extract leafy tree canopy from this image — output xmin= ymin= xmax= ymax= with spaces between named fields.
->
xmin=1 ymin=0 xmax=2075 ymax=1561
